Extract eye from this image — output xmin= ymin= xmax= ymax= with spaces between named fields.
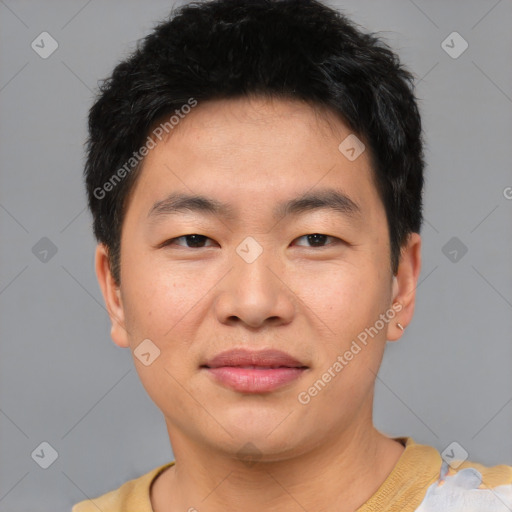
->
xmin=160 ymin=234 xmax=217 ymax=249
xmin=159 ymin=233 xmax=341 ymax=249
xmin=293 ymin=233 xmax=341 ymax=248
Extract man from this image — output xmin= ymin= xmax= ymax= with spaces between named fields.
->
xmin=74 ymin=0 xmax=512 ymax=510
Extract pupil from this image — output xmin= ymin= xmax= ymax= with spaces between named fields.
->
xmin=187 ymin=235 xmax=206 ymax=247
xmin=308 ymin=234 xmax=326 ymax=246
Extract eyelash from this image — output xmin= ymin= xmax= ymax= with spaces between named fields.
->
xmin=160 ymin=233 xmax=342 ymax=249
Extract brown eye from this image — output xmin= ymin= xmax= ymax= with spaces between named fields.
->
xmin=162 ymin=234 xmax=216 ymax=248
xmin=293 ymin=234 xmax=340 ymax=248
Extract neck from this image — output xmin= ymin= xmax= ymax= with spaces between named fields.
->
xmin=151 ymin=424 xmax=405 ymax=512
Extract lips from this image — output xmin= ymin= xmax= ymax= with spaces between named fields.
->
xmin=202 ymin=348 xmax=307 ymax=369
xmin=201 ymin=348 xmax=308 ymax=393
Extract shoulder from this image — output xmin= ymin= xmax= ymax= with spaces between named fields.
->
xmin=415 ymin=456 xmax=512 ymax=512
xmin=386 ymin=437 xmax=512 ymax=512
xmin=71 ymin=462 xmax=175 ymax=512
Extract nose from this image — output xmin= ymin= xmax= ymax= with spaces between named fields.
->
xmin=213 ymin=245 xmax=296 ymax=329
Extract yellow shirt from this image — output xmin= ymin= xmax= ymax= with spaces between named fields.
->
xmin=72 ymin=437 xmax=512 ymax=511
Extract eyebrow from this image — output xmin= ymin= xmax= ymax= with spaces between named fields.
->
xmin=146 ymin=188 xmax=362 ymax=224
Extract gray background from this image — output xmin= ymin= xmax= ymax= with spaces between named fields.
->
xmin=1 ymin=0 xmax=511 ymax=510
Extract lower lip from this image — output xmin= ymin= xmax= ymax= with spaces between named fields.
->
xmin=204 ymin=366 xmax=306 ymax=393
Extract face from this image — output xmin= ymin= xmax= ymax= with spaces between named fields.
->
xmin=96 ymin=96 xmax=420 ymax=462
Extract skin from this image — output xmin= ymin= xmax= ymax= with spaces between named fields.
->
xmin=96 ymin=96 xmax=421 ymax=512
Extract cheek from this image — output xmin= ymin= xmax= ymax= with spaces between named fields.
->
xmin=292 ymin=260 xmax=381 ymax=332
xmin=121 ymin=251 xmax=215 ymax=338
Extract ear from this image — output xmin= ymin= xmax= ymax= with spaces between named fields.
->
xmin=387 ymin=232 xmax=422 ymax=342
xmin=95 ymin=243 xmax=130 ymax=348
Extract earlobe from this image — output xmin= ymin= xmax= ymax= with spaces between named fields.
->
xmin=94 ymin=243 xmax=130 ymax=348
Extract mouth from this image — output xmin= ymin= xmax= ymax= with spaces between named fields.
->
xmin=200 ymin=348 xmax=308 ymax=393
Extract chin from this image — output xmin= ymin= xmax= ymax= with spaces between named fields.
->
xmin=217 ymin=417 xmax=306 ymax=456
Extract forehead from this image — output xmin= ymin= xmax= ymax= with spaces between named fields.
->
xmin=124 ymin=96 xmax=383 ymax=227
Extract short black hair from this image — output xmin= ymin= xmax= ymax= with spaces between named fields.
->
xmin=85 ymin=0 xmax=424 ymax=286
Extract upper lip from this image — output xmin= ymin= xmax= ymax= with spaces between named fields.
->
xmin=202 ymin=348 xmax=308 ymax=369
